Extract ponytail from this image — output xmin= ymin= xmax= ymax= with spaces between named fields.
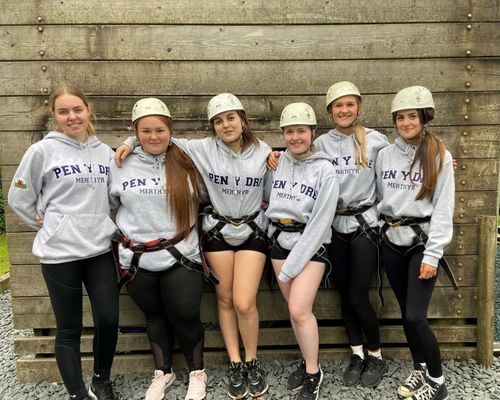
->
xmin=411 ymin=128 xmax=445 ymax=200
xmin=353 ymin=122 xmax=369 ymax=168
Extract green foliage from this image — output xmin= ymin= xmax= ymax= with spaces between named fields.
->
xmin=0 ymin=234 xmax=9 ymax=275
xmin=0 ymin=181 xmax=4 ymax=233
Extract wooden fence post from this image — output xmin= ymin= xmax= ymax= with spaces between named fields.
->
xmin=476 ymin=215 xmax=497 ymax=367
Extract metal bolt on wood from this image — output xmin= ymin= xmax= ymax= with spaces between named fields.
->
xmin=466 ymin=24 xmax=472 ymax=30
xmin=464 ymin=115 xmax=469 ymax=120
xmin=42 ymin=88 xmax=49 ymax=94
xmin=466 ymin=50 xmax=471 ymax=56
xmin=37 ymin=16 xmax=43 ymax=23
xmin=466 ymin=65 xmax=472 ymax=71
xmin=462 ymin=131 xmax=468 ymax=136
xmin=37 ymin=27 xmax=44 ymax=32
xmin=39 ymin=50 xmax=45 ymax=56
xmin=465 ymin=81 xmax=471 ymax=87
xmin=41 ymin=66 xmax=47 ymax=72
xmin=465 ymin=98 xmax=470 ymax=103
xmin=467 ymin=13 xmax=472 ymax=18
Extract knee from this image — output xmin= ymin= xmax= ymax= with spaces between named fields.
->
xmin=288 ymin=304 xmax=310 ymax=325
xmin=404 ymin=314 xmax=428 ymax=330
xmin=217 ymin=294 xmax=234 ymax=311
xmin=233 ymin=297 xmax=257 ymax=317
xmin=56 ymin=326 xmax=82 ymax=346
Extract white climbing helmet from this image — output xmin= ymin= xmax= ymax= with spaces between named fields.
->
xmin=391 ymin=86 xmax=435 ymax=113
xmin=325 ymin=81 xmax=362 ymax=110
xmin=207 ymin=93 xmax=245 ymax=121
xmin=132 ymin=98 xmax=171 ymax=123
xmin=280 ymin=102 xmax=317 ymax=128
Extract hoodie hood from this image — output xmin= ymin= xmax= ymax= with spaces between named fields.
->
xmin=394 ymin=136 xmax=418 ymax=162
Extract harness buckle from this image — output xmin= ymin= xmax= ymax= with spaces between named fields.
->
xmin=228 ymin=218 xmax=246 ymax=227
xmin=387 ymin=219 xmax=402 ymax=227
xmin=279 ymin=218 xmax=293 ymax=225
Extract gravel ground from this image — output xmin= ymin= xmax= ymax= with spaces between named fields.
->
xmin=2 ymin=288 xmax=500 ymax=400
xmin=495 ymin=247 xmax=500 ymax=341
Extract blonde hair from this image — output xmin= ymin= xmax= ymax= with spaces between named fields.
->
xmin=49 ymin=86 xmax=95 ymax=135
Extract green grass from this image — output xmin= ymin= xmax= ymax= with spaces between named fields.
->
xmin=0 ymin=234 xmax=10 ymax=275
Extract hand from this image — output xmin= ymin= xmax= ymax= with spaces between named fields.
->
xmin=266 ymin=150 xmax=281 ymax=170
xmin=35 ymin=212 xmax=43 ymax=226
xmin=452 ymin=159 xmax=457 ymax=170
xmin=114 ymin=144 xmax=133 ymax=167
xmin=418 ymin=262 xmax=437 ymax=280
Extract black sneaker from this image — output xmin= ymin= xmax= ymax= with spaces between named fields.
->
xmin=343 ymin=354 xmax=364 ymax=386
xmin=295 ymin=366 xmax=323 ymax=400
xmin=287 ymin=359 xmax=306 ymax=391
xmin=410 ymin=379 xmax=448 ymax=400
xmin=227 ymin=361 xmax=248 ymax=399
xmin=245 ymin=359 xmax=268 ymax=397
xmin=88 ymin=379 xmax=117 ymax=400
xmin=360 ymin=355 xmax=386 ymax=387
xmin=398 ymin=365 xmax=427 ymax=398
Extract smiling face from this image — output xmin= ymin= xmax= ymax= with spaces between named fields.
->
xmin=283 ymin=124 xmax=315 ymax=159
xmin=395 ymin=109 xmax=424 ymax=143
xmin=329 ymin=95 xmax=360 ymax=134
xmin=135 ymin=115 xmax=171 ymax=155
xmin=52 ymin=94 xmax=92 ymax=142
xmin=211 ymin=110 xmax=244 ymax=152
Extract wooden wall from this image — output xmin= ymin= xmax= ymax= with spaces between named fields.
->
xmin=1 ymin=0 xmax=499 ymax=382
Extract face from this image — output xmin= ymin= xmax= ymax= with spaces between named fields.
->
xmin=212 ymin=111 xmax=243 ymax=150
xmin=395 ymin=109 xmax=424 ymax=142
xmin=283 ymin=125 xmax=314 ymax=159
xmin=53 ymin=94 xmax=91 ymax=142
xmin=329 ymin=95 xmax=359 ymax=133
xmin=136 ymin=116 xmax=171 ymax=155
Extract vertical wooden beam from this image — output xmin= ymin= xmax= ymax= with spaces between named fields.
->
xmin=476 ymin=215 xmax=496 ymax=367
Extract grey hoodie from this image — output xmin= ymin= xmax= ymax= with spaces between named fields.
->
xmin=265 ymin=150 xmax=339 ymax=282
xmin=124 ymin=135 xmax=271 ymax=246
xmin=375 ymin=136 xmax=455 ymax=267
xmin=8 ymin=131 xmax=116 ymax=263
xmin=314 ymin=127 xmax=389 ymax=234
xmin=109 ymin=146 xmax=201 ymax=271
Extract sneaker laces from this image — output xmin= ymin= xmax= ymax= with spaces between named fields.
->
xmin=228 ymin=361 xmax=245 ymax=384
xmin=404 ymin=369 xmax=425 ymax=390
xmin=186 ymin=370 xmax=207 ymax=397
xmin=246 ymin=359 xmax=265 ymax=383
xmin=412 ymin=383 xmax=438 ymax=400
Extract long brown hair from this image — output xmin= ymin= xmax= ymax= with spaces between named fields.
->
xmin=210 ymin=110 xmax=259 ymax=151
xmin=49 ymin=86 xmax=95 ymax=135
xmin=410 ymin=110 xmax=445 ymax=200
xmin=135 ymin=115 xmax=201 ymax=241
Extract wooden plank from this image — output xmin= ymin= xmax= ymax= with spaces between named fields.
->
xmin=0 ymin=59 xmax=497 ymax=96
xmin=454 ymin=159 xmax=499 ymax=191
xmin=476 ymin=215 xmax=496 ymax=367
xmin=7 ymin=253 xmax=479 ymax=298
xmin=1 ymin=92 xmax=499 ymax=134
xmin=14 ymin=325 xmax=477 ymax=355
xmin=2 ymin=0 xmax=497 ymax=25
xmin=4 ymin=220 xmax=480 ymax=267
xmin=15 ymin=346 xmax=478 ymax=383
xmin=11 ymin=287 xmax=478 ymax=329
xmin=2 ymin=23 xmax=499 ymax=61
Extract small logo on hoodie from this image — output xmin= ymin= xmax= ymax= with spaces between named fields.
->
xmin=14 ymin=178 xmax=27 ymax=189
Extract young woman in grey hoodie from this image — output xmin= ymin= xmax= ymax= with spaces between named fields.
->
xmin=265 ymin=103 xmax=339 ymax=400
xmin=115 ymin=93 xmax=271 ymax=399
xmin=375 ymin=86 xmax=454 ymax=400
xmin=109 ymin=98 xmax=207 ymax=400
xmin=8 ymin=86 xmax=119 ymax=400
xmin=314 ymin=82 xmax=389 ymax=388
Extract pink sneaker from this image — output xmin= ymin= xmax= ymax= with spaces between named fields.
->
xmin=145 ymin=369 xmax=176 ymax=400
xmin=185 ymin=369 xmax=207 ymax=400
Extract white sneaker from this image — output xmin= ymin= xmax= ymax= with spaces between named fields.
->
xmin=185 ymin=369 xmax=207 ymax=400
xmin=145 ymin=369 xmax=176 ymax=400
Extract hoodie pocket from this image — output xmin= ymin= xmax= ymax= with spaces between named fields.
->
xmin=36 ymin=213 xmax=117 ymax=259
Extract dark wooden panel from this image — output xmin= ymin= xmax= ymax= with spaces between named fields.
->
xmin=11 ymin=287 xmax=477 ymax=329
xmin=15 ymin=346 xmax=477 ymax=383
xmin=0 ymin=59 xmax=497 ymax=96
xmin=2 ymin=0 xmax=497 ymax=25
xmin=14 ymin=325 xmax=477 ymax=355
xmin=2 ymin=23 xmax=499 ymax=61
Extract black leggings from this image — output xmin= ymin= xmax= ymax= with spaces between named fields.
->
xmin=126 ymin=264 xmax=204 ymax=372
xmin=41 ymin=251 xmax=119 ymax=400
xmin=329 ymin=230 xmax=380 ymax=350
xmin=381 ymin=241 xmax=442 ymax=378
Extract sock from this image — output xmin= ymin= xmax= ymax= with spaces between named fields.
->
xmin=351 ymin=345 xmax=365 ymax=359
xmin=368 ymin=349 xmax=382 ymax=360
xmin=427 ymin=374 xmax=445 ymax=385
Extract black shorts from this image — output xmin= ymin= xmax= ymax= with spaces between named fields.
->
xmin=202 ymin=236 xmax=268 ymax=255
xmin=270 ymin=243 xmax=324 ymax=263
